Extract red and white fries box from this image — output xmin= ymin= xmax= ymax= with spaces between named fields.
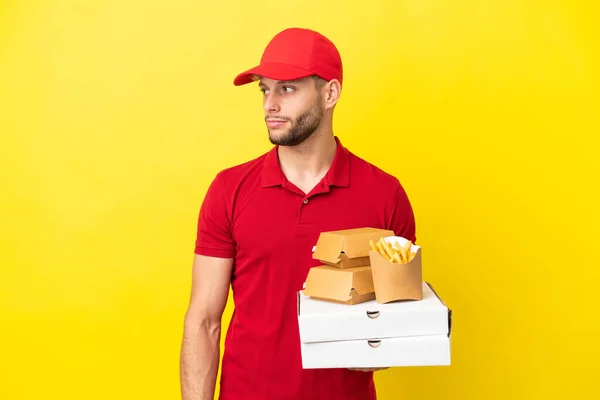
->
xmin=297 ymin=282 xmax=452 ymax=369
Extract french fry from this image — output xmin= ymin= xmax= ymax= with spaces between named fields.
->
xmin=369 ymin=239 xmax=377 ymax=252
xmin=402 ymin=241 xmax=412 ymax=262
xmin=398 ymin=248 xmax=407 ymax=263
xmin=403 ymin=240 xmax=412 ymax=253
xmin=376 ymin=241 xmax=392 ymax=261
xmin=381 ymin=240 xmax=396 ymax=260
xmin=370 ymin=237 xmax=417 ymax=264
xmin=390 ymin=242 xmax=404 ymax=262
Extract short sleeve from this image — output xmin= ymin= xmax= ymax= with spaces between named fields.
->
xmin=387 ymin=179 xmax=417 ymax=243
xmin=194 ymin=172 xmax=236 ymax=258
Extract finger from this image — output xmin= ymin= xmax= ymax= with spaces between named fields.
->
xmin=347 ymin=367 xmax=390 ymax=372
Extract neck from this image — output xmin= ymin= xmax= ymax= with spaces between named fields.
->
xmin=277 ymin=123 xmax=337 ymax=194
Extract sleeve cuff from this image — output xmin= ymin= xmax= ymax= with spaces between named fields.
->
xmin=194 ymin=245 xmax=235 ymax=259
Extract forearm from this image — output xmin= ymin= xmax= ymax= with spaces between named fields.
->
xmin=180 ymin=319 xmax=221 ymax=400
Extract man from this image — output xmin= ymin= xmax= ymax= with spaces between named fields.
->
xmin=180 ymin=27 xmax=416 ymax=400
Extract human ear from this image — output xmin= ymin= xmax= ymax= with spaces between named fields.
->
xmin=323 ymin=79 xmax=341 ymax=109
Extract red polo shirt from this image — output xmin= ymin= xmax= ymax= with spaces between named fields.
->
xmin=195 ymin=136 xmax=416 ymax=400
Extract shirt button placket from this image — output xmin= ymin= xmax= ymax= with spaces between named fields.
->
xmin=298 ymin=198 xmax=309 ymax=225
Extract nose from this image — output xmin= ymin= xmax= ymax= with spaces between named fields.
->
xmin=263 ymin=93 xmax=280 ymax=114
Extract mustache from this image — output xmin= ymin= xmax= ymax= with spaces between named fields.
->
xmin=265 ymin=116 xmax=292 ymax=121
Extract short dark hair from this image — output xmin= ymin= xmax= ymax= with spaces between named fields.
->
xmin=312 ymin=75 xmax=327 ymax=88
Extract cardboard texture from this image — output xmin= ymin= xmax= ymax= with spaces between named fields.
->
xmin=300 ymin=334 xmax=451 ymax=369
xmin=298 ymin=282 xmax=449 ymax=343
xmin=312 ymin=227 xmax=395 ymax=268
xmin=302 ymin=265 xmax=375 ymax=305
xmin=370 ymin=236 xmax=423 ymax=303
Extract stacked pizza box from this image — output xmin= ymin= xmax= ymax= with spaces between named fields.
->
xmin=297 ymin=227 xmax=452 ymax=369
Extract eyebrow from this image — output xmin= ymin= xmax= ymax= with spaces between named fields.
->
xmin=258 ymin=80 xmax=297 ymax=87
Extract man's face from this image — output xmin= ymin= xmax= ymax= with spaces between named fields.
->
xmin=258 ymin=76 xmax=325 ymax=147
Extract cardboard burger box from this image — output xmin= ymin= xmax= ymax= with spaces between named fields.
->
xmin=312 ymin=228 xmax=395 ymax=269
xmin=302 ymin=265 xmax=376 ymax=305
xmin=297 ymin=282 xmax=452 ymax=369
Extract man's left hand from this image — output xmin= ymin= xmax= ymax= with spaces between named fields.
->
xmin=347 ymin=367 xmax=390 ymax=372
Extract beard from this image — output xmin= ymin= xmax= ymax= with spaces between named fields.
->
xmin=267 ymin=96 xmax=324 ymax=147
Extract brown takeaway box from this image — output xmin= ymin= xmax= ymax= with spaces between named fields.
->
xmin=312 ymin=228 xmax=395 ymax=269
xmin=369 ymin=237 xmax=423 ymax=303
xmin=302 ymin=265 xmax=376 ymax=305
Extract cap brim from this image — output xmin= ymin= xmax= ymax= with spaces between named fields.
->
xmin=233 ymin=62 xmax=314 ymax=86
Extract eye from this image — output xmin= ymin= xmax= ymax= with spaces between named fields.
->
xmin=282 ymin=86 xmax=294 ymax=93
xmin=260 ymin=88 xmax=269 ymax=95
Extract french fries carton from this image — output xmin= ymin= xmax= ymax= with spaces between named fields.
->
xmin=369 ymin=236 xmax=423 ymax=303
xmin=312 ymin=228 xmax=395 ymax=269
xmin=302 ymin=265 xmax=376 ymax=305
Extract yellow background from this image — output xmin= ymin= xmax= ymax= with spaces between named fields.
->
xmin=1 ymin=1 xmax=599 ymax=399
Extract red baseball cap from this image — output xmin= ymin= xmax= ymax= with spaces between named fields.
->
xmin=233 ymin=28 xmax=343 ymax=86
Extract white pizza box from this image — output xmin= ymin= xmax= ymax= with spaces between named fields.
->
xmin=298 ymin=281 xmax=450 ymax=343
xmin=300 ymin=333 xmax=451 ymax=369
